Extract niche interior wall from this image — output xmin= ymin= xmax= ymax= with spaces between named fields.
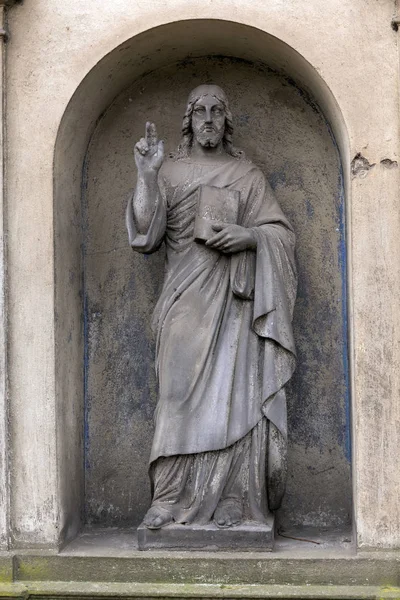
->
xmin=83 ymin=56 xmax=350 ymax=530
xmin=53 ymin=19 xmax=352 ymax=544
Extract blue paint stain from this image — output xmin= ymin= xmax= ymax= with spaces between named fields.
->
xmin=81 ymin=151 xmax=91 ymax=487
xmin=237 ymin=114 xmax=250 ymax=126
xmin=338 ymin=165 xmax=351 ymax=463
xmin=269 ymin=167 xmax=287 ymax=190
xmin=83 ymin=291 xmax=90 ymax=473
xmin=305 ymin=198 xmax=314 ymax=219
xmin=314 ymin=116 xmax=351 ymax=464
xmin=285 ymin=65 xmax=351 ymax=459
xmin=329 ymin=127 xmax=351 ymax=463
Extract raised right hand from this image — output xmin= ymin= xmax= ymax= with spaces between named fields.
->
xmin=134 ymin=121 xmax=164 ymax=177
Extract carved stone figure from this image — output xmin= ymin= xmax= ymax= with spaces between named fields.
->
xmin=126 ymin=85 xmax=297 ymax=545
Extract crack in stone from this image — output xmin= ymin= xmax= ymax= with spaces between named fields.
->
xmin=380 ymin=158 xmax=398 ymax=169
xmin=351 ymin=153 xmax=375 ymax=179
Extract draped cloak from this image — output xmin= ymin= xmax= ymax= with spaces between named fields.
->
xmin=129 ymin=156 xmax=297 ymax=507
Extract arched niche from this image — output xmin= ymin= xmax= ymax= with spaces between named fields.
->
xmin=54 ymin=19 xmax=351 ymax=543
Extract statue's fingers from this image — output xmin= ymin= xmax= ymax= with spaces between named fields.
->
xmin=215 ymin=229 xmax=229 ymax=239
xmin=216 ymin=231 xmax=230 ymax=242
xmin=146 ymin=121 xmax=158 ymax=147
xmin=205 ymin=231 xmax=226 ymax=246
xmin=212 ymin=223 xmax=227 ymax=232
xmin=148 ymin=139 xmax=164 ymax=158
xmin=207 ymin=237 xmax=228 ymax=249
xmin=157 ymin=140 xmax=164 ymax=156
xmin=135 ymin=140 xmax=149 ymax=155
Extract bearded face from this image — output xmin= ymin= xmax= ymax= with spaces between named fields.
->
xmin=191 ymin=95 xmax=226 ymax=149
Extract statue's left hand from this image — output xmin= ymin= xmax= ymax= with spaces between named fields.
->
xmin=205 ymin=224 xmax=257 ymax=253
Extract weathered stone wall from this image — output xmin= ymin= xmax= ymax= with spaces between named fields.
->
xmin=1 ymin=0 xmax=399 ymax=550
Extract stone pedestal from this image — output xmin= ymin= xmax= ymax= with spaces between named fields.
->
xmin=137 ymin=518 xmax=274 ymax=551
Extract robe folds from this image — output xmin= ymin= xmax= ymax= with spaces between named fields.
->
xmin=129 ymin=156 xmax=297 ymax=511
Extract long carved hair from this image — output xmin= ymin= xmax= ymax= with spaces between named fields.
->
xmin=172 ymin=88 xmax=243 ymax=160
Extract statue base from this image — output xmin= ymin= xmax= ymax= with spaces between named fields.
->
xmin=137 ymin=518 xmax=274 ymax=551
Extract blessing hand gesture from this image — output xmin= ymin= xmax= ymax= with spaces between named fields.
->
xmin=134 ymin=122 xmax=164 ymax=177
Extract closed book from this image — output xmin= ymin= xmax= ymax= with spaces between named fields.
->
xmin=194 ymin=185 xmax=240 ymax=242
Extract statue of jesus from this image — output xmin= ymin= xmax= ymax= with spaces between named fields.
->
xmin=126 ymin=84 xmax=297 ymax=532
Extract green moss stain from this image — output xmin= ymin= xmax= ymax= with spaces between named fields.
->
xmin=379 ymin=586 xmax=400 ymax=599
xmin=16 ymin=558 xmax=50 ymax=582
xmin=0 ymin=560 xmax=12 ymax=584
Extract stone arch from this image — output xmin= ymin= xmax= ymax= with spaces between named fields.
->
xmin=53 ymin=19 xmax=351 ymax=543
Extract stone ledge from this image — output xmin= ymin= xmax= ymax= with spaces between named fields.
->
xmin=0 ymin=581 xmax=400 ymax=599
xmin=0 ymin=551 xmax=399 ymax=598
xmin=9 ymin=552 xmax=400 ymax=588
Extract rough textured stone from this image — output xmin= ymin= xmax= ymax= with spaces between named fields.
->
xmin=11 ymin=551 xmax=400 ymax=587
xmin=1 ymin=580 xmax=400 ymax=599
xmin=2 ymin=580 xmax=400 ymax=599
xmin=0 ymin=555 xmax=13 ymax=582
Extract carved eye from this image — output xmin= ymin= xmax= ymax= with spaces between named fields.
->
xmin=213 ymin=108 xmax=223 ymax=116
xmin=194 ymin=107 xmax=205 ymax=114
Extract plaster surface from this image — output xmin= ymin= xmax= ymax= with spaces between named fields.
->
xmin=2 ymin=0 xmax=400 ymax=549
xmin=0 ymin=3 xmax=8 ymax=551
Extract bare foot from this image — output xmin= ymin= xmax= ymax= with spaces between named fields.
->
xmin=142 ymin=505 xmax=174 ymax=529
xmin=213 ymin=498 xmax=242 ymax=528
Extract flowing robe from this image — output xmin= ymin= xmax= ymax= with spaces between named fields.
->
xmin=129 ymin=156 xmax=297 ymax=523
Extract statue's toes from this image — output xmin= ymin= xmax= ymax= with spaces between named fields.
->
xmin=142 ymin=514 xmax=155 ymax=528
xmin=143 ymin=506 xmax=173 ymax=529
xmin=151 ymin=516 xmax=163 ymax=528
xmin=214 ymin=508 xmax=232 ymax=528
xmin=231 ymin=513 xmax=241 ymax=526
xmin=215 ymin=514 xmax=227 ymax=527
xmin=214 ymin=500 xmax=242 ymax=528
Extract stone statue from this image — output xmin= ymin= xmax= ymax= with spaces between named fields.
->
xmin=126 ymin=85 xmax=297 ymax=547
